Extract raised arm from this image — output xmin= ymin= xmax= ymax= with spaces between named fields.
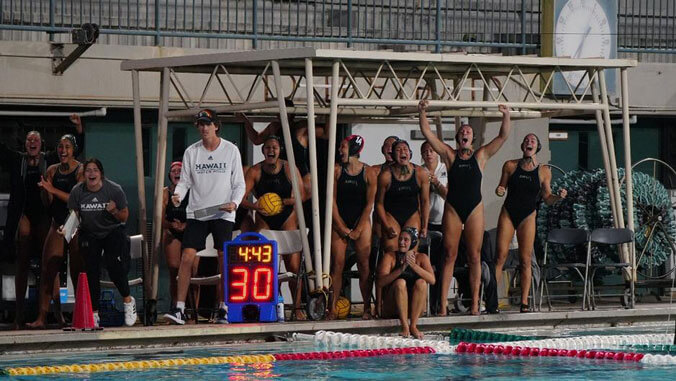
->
xmin=418 ymin=100 xmax=454 ymax=164
xmin=240 ymin=114 xmax=281 ymax=145
xmin=540 ymin=165 xmax=567 ymax=206
xmin=477 ymin=104 xmax=511 ymax=162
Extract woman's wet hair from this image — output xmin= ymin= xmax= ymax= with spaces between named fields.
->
xmin=392 ymin=139 xmax=413 ymax=160
xmin=400 ymin=226 xmax=419 ymax=251
xmin=455 ymin=124 xmax=475 ymax=144
xmin=84 ymin=157 xmax=105 ymax=178
xmin=59 ymin=134 xmax=77 ymax=152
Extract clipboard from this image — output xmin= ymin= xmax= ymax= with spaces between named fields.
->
xmin=63 ymin=210 xmax=80 ymax=243
xmin=193 ymin=204 xmax=226 ymax=219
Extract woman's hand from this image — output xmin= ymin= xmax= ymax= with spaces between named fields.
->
xmin=496 ymin=185 xmax=506 ymax=197
xmin=38 ymin=176 xmax=55 ymax=194
xmin=418 ymin=100 xmax=429 ymax=114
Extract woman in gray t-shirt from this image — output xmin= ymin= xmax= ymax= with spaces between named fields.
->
xmin=67 ymin=158 xmax=137 ymax=327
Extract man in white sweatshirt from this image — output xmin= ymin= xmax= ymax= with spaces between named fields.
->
xmin=165 ymin=109 xmax=246 ymax=325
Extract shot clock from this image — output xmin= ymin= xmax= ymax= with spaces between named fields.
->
xmin=224 ymin=232 xmax=279 ymax=322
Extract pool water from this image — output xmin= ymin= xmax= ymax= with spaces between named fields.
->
xmin=1 ymin=326 xmax=674 ymax=380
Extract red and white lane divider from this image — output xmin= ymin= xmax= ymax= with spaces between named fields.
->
xmin=297 ymin=331 xmax=676 ymax=365
xmin=274 ymin=346 xmax=435 ymax=361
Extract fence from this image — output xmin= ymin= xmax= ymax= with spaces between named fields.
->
xmin=0 ymin=1 xmax=674 ymax=55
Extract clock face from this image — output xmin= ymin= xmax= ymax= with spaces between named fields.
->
xmin=554 ymin=0 xmax=612 ymax=89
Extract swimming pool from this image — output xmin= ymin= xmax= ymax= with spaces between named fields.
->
xmin=1 ymin=325 xmax=674 ymax=380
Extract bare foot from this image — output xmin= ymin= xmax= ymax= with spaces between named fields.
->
xmin=410 ymin=326 xmax=424 ymax=340
xmin=12 ymin=322 xmax=25 ymax=330
xmin=26 ymin=320 xmax=46 ymax=330
xmin=470 ymin=309 xmax=480 ymax=316
xmin=326 ymin=310 xmax=338 ymax=320
xmin=361 ymin=311 xmax=372 ymax=320
xmin=294 ymin=310 xmax=307 ymax=321
xmin=399 ymin=327 xmax=411 ymax=338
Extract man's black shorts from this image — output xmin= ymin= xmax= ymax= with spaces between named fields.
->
xmin=181 ymin=219 xmax=234 ymax=252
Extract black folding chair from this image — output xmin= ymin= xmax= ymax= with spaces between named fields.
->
xmin=588 ymin=228 xmax=635 ymax=310
xmin=539 ymin=228 xmax=591 ymax=311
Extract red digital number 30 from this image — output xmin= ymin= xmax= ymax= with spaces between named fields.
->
xmin=230 ymin=266 xmax=273 ymax=302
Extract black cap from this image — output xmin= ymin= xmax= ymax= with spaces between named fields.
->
xmin=195 ymin=109 xmax=216 ymax=123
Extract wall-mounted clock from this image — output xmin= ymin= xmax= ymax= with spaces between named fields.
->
xmin=543 ymin=0 xmax=618 ymax=95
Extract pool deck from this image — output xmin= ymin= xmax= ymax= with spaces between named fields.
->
xmin=1 ymin=303 xmax=674 ymax=355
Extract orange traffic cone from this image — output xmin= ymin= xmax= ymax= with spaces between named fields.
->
xmin=66 ymin=272 xmax=102 ymax=331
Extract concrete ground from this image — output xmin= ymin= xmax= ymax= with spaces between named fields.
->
xmin=1 ymin=300 xmax=674 ymax=355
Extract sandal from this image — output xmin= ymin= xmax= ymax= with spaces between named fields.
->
xmin=520 ymin=304 xmax=531 ymax=313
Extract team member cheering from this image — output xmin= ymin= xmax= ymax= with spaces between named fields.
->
xmin=418 ymin=100 xmax=512 ymax=316
xmin=494 ymin=133 xmax=567 ymax=312
xmin=377 ymin=227 xmax=435 ymax=339
xmin=28 ymin=135 xmax=85 ymax=328
xmin=67 ymin=158 xmax=137 ymax=327
xmin=162 ymin=161 xmax=188 ymax=309
xmin=240 ymin=136 xmax=305 ymax=319
xmin=376 ymin=139 xmax=430 ymax=253
xmin=420 ymin=140 xmax=448 ymax=314
xmin=329 ymin=135 xmax=378 ymax=320
xmin=238 ymin=103 xmax=323 ymax=198
xmin=165 ymin=109 xmax=246 ymax=325
xmin=0 ymin=114 xmax=83 ymax=329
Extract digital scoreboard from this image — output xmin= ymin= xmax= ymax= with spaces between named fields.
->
xmin=224 ymin=232 xmax=279 ymax=322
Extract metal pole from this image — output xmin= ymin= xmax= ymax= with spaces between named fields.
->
xmin=322 ymin=61 xmax=340 ymax=290
xmin=252 ymin=1 xmax=258 ymax=49
xmin=591 ymin=74 xmax=619 ymax=226
xmin=305 ymin=58 xmax=324 ymax=290
xmin=154 ymin=2 xmax=161 ymax=46
xmin=270 ymin=60 xmax=315 ymax=288
xmin=150 ymin=68 xmax=170 ymax=302
xmin=131 ymin=70 xmax=149 ymax=298
xmin=600 ymin=69 xmax=632 ymax=281
xmin=621 ymin=68 xmax=636 ymax=297
xmin=347 ymin=0 xmax=353 ymax=48
xmin=435 ymin=0 xmax=442 ymax=53
xmin=337 ymin=98 xmax=606 ymax=110
xmin=599 ymin=71 xmax=626 ymax=229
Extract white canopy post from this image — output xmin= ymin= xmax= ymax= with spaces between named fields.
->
xmin=304 ymin=58 xmax=324 ymax=291
xmin=621 ymin=67 xmax=636 ymax=299
xmin=150 ymin=67 xmax=170 ymax=301
xmin=322 ymin=61 xmax=341 ymax=290
xmin=131 ymin=70 xmax=150 ymax=303
xmin=590 ymin=74 xmax=620 ymax=227
xmin=599 ymin=70 xmax=632 ymax=280
xmin=270 ymin=60 xmax=316 ymax=289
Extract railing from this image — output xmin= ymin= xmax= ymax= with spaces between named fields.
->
xmin=0 ymin=1 xmax=539 ymax=53
xmin=1 ymin=1 xmax=675 ymax=55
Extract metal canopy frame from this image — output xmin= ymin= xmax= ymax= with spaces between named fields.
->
xmin=121 ymin=48 xmax=638 ymax=309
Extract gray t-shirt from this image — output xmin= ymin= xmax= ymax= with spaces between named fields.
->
xmin=68 ymin=179 xmax=127 ymax=238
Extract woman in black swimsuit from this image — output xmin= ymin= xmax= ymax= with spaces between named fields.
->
xmin=238 ymin=103 xmax=323 ymax=198
xmin=375 ymin=139 xmax=430 ymax=253
xmin=162 ymin=161 xmax=189 ymax=308
xmin=241 ymin=136 xmax=305 ymax=319
xmin=418 ymin=100 xmax=512 ymax=316
xmin=329 ymin=135 xmax=378 ymax=320
xmin=28 ymin=134 xmax=85 ymax=329
xmin=377 ymin=227 xmax=435 ymax=339
xmin=494 ymin=133 xmax=567 ymax=312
